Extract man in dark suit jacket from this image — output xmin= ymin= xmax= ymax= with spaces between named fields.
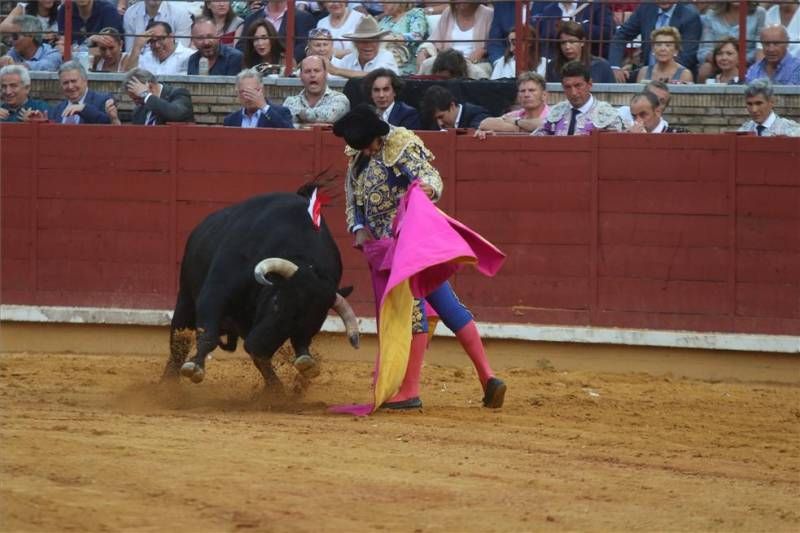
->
xmin=188 ymin=17 xmax=244 ymax=75
xmin=609 ymin=1 xmax=702 ymax=82
xmin=124 ymin=68 xmax=194 ymax=124
xmin=420 ymin=85 xmax=490 ymax=130
xmin=362 ymin=68 xmax=420 ymax=130
xmin=50 ymin=60 xmax=112 ymax=124
xmin=238 ymin=0 xmax=316 ymax=62
xmin=223 ymin=69 xmax=292 ymax=128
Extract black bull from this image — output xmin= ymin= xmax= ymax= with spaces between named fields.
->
xmin=162 ymin=187 xmax=359 ymax=389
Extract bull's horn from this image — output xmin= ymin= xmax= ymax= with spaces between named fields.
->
xmin=254 ymin=258 xmax=299 ymax=286
xmin=332 ymin=293 xmax=360 ymax=349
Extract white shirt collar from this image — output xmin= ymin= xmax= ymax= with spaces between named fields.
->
xmin=381 ymin=101 xmax=395 ymax=122
xmin=650 ymin=118 xmax=668 ymax=133
xmin=576 ymin=95 xmax=594 ymax=115
xmin=761 ymin=112 xmax=777 ymax=129
xmin=453 ymin=103 xmax=463 ymax=128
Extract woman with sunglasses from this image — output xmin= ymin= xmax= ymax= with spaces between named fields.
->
xmin=306 ymin=27 xmax=334 ymax=61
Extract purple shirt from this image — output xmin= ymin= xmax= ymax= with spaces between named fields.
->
xmin=746 ymin=53 xmax=800 ymax=85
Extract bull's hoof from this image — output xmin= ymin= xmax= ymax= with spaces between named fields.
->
xmin=180 ymin=362 xmax=205 ymax=383
xmin=348 ymin=333 xmax=360 ymax=349
xmin=293 ymin=354 xmax=320 ymax=379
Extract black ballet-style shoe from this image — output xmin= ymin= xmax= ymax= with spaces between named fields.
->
xmin=380 ymin=397 xmax=423 ymax=410
xmin=483 ymin=377 xmax=507 ymax=408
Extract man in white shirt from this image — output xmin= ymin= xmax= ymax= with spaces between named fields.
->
xmin=283 ymin=55 xmax=350 ymax=126
xmin=626 ymin=91 xmax=688 ymax=133
xmin=738 ymin=79 xmax=800 ymax=137
xmin=123 ymin=0 xmax=193 ymax=51
xmin=136 ymin=20 xmax=193 ymax=75
xmin=327 ymin=15 xmax=398 ymax=79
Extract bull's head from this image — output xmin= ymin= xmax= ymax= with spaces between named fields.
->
xmin=254 ymin=258 xmax=359 ymax=348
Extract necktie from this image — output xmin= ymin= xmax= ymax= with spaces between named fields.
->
xmin=146 ymin=113 xmax=157 ymax=126
xmin=567 ymin=107 xmax=580 ymax=135
xmin=650 ymin=11 xmax=671 ymax=65
xmin=756 ymin=124 xmax=766 ymax=136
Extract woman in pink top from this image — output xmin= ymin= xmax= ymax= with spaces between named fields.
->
xmin=477 ymin=71 xmax=549 ymax=135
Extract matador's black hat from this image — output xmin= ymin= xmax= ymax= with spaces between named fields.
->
xmin=332 ymin=104 xmax=390 ymax=150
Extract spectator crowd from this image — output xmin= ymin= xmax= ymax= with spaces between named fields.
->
xmin=1 ymin=1 xmax=799 ymax=135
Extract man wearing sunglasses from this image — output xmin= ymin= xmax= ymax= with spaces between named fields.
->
xmin=136 ymin=20 xmax=193 ymax=75
xmin=0 ymin=16 xmax=62 ymax=71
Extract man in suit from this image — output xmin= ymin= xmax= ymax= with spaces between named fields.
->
xmin=50 ymin=60 xmax=112 ymax=124
xmin=420 ymin=85 xmax=490 ymax=130
xmin=738 ymin=79 xmax=800 ymax=137
xmin=124 ymin=68 xmax=194 ymax=125
xmin=188 ymin=17 xmax=243 ymax=76
xmin=608 ymin=1 xmax=702 ymax=82
xmin=362 ymin=68 xmax=419 ymax=129
xmin=223 ymin=69 xmax=292 ymax=128
xmin=239 ymin=0 xmax=316 ymax=62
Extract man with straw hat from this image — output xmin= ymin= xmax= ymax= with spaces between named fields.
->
xmin=326 ymin=15 xmax=399 ymax=79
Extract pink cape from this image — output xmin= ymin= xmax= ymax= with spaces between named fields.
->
xmin=329 ymin=183 xmax=505 ymax=416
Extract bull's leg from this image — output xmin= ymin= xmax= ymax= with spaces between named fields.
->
xmin=290 ymin=337 xmax=320 ymax=380
xmin=244 ymin=329 xmax=288 ymax=392
xmin=179 ymin=291 xmax=226 ymax=384
xmin=180 ymin=327 xmax=219 ymax=384
xmin=250 ymin=355 xmax=285 ymax=397
xmin=162 ymin=288 xmax=195 ymax=382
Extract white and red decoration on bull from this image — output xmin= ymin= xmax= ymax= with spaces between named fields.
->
xmin=307 ymin=188 xmax=329 ymax=230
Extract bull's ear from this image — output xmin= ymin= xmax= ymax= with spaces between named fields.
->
xmin=337 ymin=285 xmax=353 ymax=298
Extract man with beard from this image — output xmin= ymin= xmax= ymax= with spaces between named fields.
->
xmin=122 ymin=0 xmax=192 ymax=51
xmin=136 ymin=21 xmax=193 ymax=75
xmin=187 ymin=16 xmax=243 ymax=75
xmin=283 ymin=55 xmax=349 ymax=126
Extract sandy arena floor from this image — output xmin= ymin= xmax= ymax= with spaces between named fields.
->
xmin=1 ymin=333 xmax=799 ymax=532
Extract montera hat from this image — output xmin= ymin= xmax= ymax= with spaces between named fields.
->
xmin=342 ymin=15 xmax=391 ymax=40
xmin=333 ymin=104 xmax=390 ymax=150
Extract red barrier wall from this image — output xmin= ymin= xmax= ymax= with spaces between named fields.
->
xmin=1 ymin=124 xmax=798 ymax=336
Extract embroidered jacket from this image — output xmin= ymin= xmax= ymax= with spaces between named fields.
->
xmin=534 ymin=98 xmax=624 ymax=136
xmin=344 ymin=126 xmax=443 ymax=239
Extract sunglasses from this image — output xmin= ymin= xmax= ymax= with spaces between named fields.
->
xmin=308 ymin=28 xmax=332 ymax=38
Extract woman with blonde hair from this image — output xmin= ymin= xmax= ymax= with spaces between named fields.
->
xmin=315 ymin=1 xmax=364 ymax=59
xmin=636 ymin=26 xmax=693 ymax=83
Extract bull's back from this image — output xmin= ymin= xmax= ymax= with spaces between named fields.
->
xmin=180 ymin=193 xmax=341 ymax=292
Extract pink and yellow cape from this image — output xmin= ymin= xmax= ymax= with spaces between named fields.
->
xmin=330 ymin=183 xmax=505 ymax=416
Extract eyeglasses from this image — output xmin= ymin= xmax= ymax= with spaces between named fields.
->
xmin=308 ymin=28 xmax=332 ymax=38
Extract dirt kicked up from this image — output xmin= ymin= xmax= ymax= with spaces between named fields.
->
xmin=1 ymin=344 xmax=799 ymax=532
